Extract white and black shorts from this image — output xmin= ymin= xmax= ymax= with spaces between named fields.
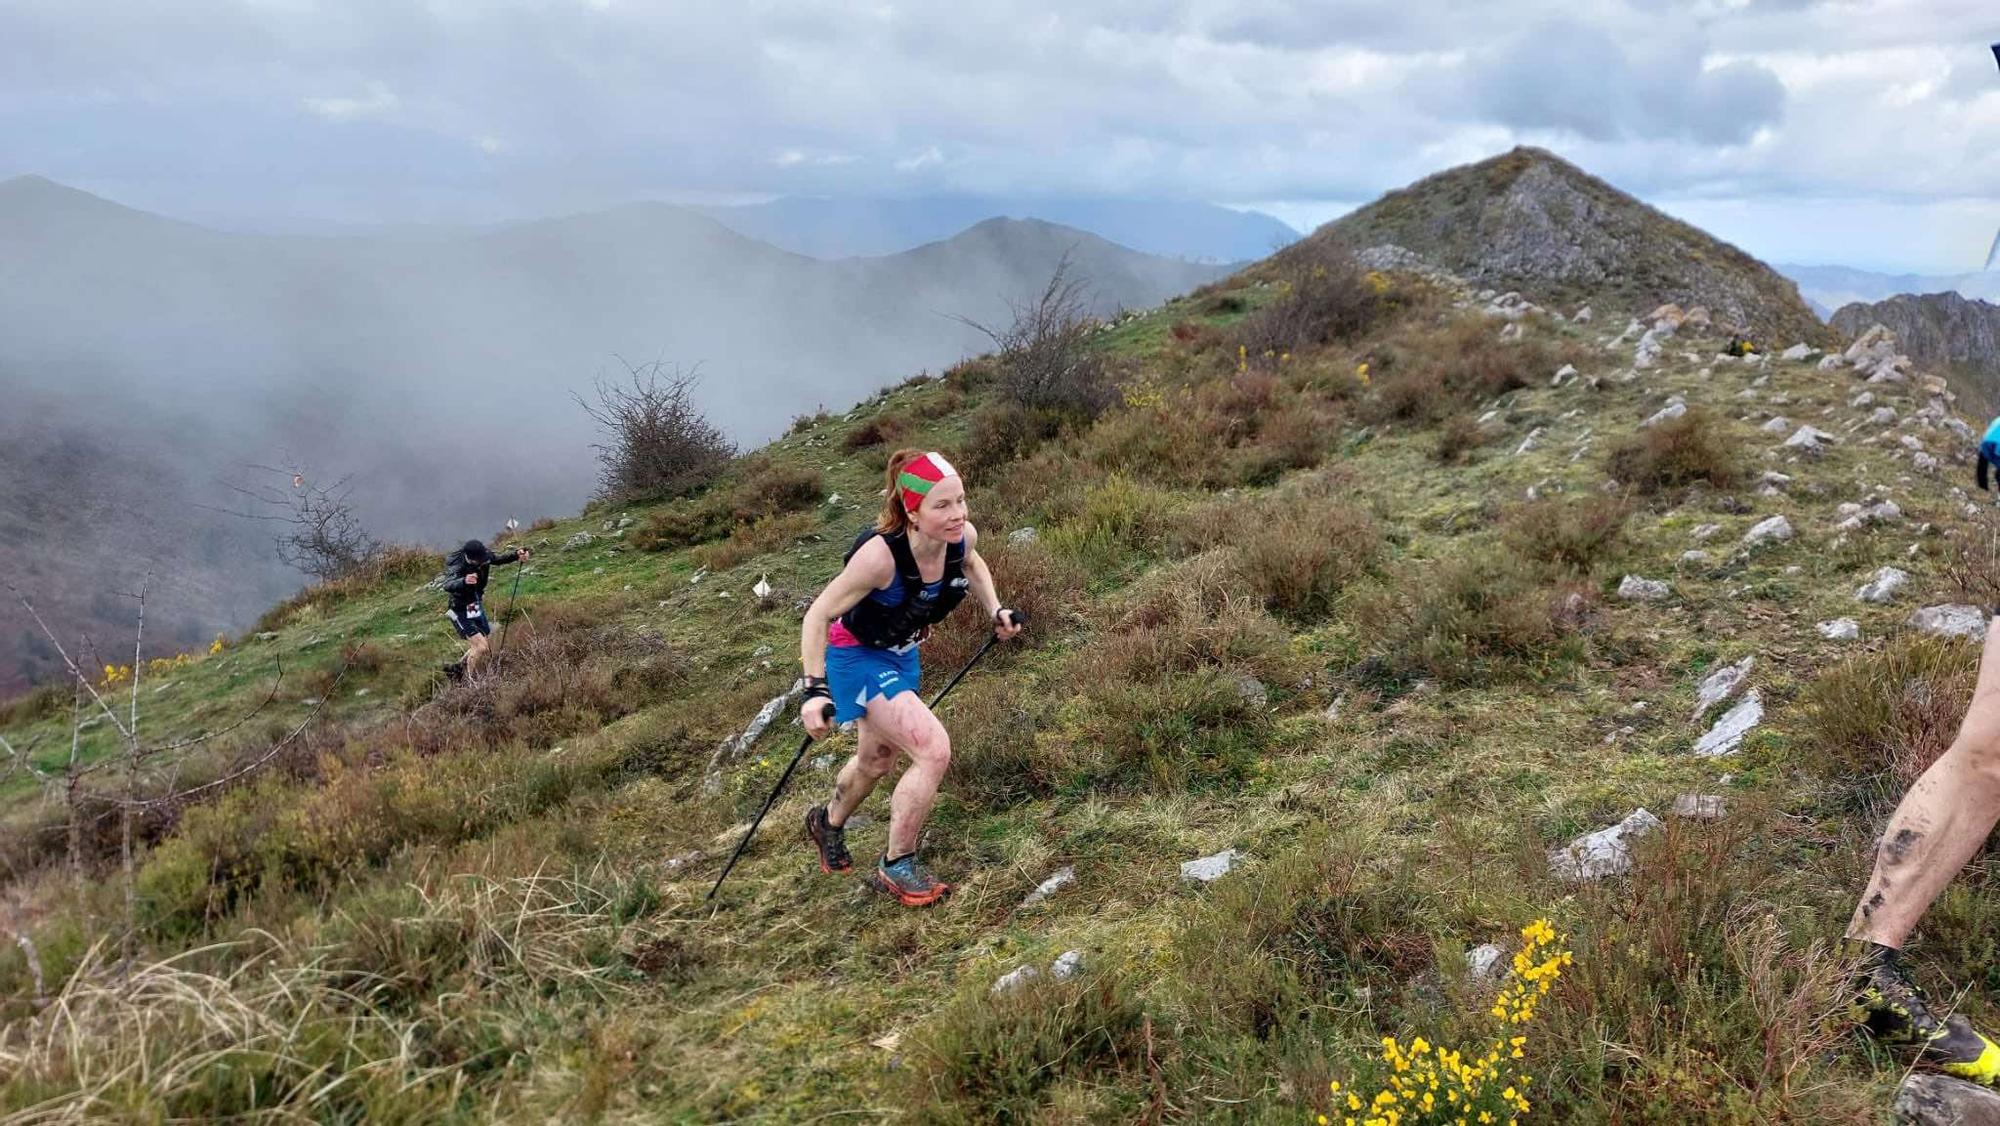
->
xmin=446 ymin=602 xmax=491 ymax=639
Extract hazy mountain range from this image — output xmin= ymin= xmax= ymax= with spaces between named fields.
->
xmin=0 ymin=175 xmax=1232 ymax=690
xmin=1778 ymin=262 xmax=2000 ymax=320
xmin=696 ymin=196 xmax=1298 ymax=262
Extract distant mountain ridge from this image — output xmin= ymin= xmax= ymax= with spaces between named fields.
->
xmin=1829 ymin=291 xmax=2000 ymax=413
xmin=1780 ymin=262 xmax=2000 ymax=318
xmin=1319 ymin=146 xmax=1824 ymax=344
xmin=698 ymin=195 xmax=1295 ymax=263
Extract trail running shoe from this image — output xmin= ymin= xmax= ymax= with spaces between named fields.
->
xmin=872 ymin=853 xmax=952 ymax=907
xmin=805 ymin=805 xmax=853 ymax=874
xmin=1854 ymin=944 xmax=2000 ymax=1085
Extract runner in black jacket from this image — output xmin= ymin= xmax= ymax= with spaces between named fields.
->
xmin=442 ymin=539 xmax=528 ymax=679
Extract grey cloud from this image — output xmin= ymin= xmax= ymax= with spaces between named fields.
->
xmin=1456 ymin=20 xmax=1785 ymax=145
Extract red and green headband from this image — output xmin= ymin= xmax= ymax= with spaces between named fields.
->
xmin=897 ymin=452 xmax=958 ymax=513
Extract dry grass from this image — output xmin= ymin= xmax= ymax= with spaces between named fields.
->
xmin=1604 ymin=408 xmax=1742 ymax=495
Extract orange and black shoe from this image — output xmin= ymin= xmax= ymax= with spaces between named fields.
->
xmin=805 ymin=805 xmax=853 ymax=874
xmin=872 ymin=852 xmax=952 ymax=907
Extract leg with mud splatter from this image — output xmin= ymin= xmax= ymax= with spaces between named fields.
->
xmin=1847 ymin=622 xmax=2000 ymax=1083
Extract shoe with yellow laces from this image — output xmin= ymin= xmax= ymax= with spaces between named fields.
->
xmin=1854 ymin=944 xmax=2000 ymax=1085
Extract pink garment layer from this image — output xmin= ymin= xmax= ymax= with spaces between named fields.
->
xmin=826 ymin=619 xmax=864 ymax=648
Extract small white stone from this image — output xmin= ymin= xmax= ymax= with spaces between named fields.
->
xmin=1181 ymin=849 xmax=1246 ymax=882
xmin=1760 ymin=416 xmax=1791 ymax=434
xmin=1467 ymin=944 xmax=1506 ymax=980
xmin=1692 ymin=655 xmax=1755 ymax=721
xmin=1908 ymin=605 xmax=1989 ymax=641
xmin=1672 ymin=794 xmax=1728 ymax=820
xmin=1856 ymin=566 xmax=1911 ymax=604
xmin=1618 ymin=575 xmax=1672 ymax=601
xmin=992 ymin=965 xmax=1041 ymax=994
xmin=1817 ymin=618 xmax=1861 ymax=641
xmin=1642 ymin=401 xmax=1688 ymax=428
xmin=1050 ymin=950 xmax=1085 ymax=981
xmin=1549 ymin=809 xmax=1664 ymax=881
xmin=1694 ymin=691 xmax=1764 ymax=757
xmin=1020 ymin=866 xmax=1077 ymax=908
xmin=1691 ymin=523 xmax=1723 ymax=542
xmin=1741 ymin=515 xmax=1794 ymax=549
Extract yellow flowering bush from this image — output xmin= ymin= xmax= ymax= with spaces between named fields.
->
xmin=1317 ymin=919 xmax=1571 ymax=1126
xmin=210 ymin=635 xmax=227 ymax=656
xmin=100 ymin=664 xmax=132 ymax=687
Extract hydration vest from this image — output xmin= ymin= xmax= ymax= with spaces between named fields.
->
xmin=837 ymin=527 xmax=970 ymax=648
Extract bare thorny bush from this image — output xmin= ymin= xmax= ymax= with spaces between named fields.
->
xmin=576 ymin=359 xmax=735 ymax=504
xmin=959 ymin=251 xmax=1116 ymax=419
xmin=219 ymin=461 xmax=382 ymax=582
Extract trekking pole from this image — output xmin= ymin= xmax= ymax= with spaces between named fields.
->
xmin=496 ymin=563 xmax=525 ymax=653
xmin=496 ymin=520 xmax=524 ymax=653
xmin=706 ymin=611 xmax=1026 ymax=901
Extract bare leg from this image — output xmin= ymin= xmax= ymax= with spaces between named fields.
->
xmin=860 ymin=691 xmax=951 ymax=859
xmin=827 ymin=717 xmax=898 ymax=827
xmin=1848 ymin=627 xmax=2000 ymax=947
xmin=464 ymin=633 xmax=492 ymax=676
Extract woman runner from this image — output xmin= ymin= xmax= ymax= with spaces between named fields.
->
xmin=797 ymin=449 xmax=1023 ymax=905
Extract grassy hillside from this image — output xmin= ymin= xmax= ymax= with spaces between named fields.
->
xmin=0 ymin=246 xmax=1991 ymax=1122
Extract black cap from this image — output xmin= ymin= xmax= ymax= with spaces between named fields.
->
xmin=461 ymin=539 xmax=490 ymax=563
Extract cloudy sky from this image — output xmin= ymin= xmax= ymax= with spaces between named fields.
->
xmin=4 ymin=0 xmax=1998 ymax=272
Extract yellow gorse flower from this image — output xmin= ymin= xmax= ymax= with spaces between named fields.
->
xmin=1317 ymin=919 xmax=1568 ymax=1125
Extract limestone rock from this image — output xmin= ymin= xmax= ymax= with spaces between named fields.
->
xmin=1021 ymin=866 xmax=1076 ymax=908
xmin=1782 ymin=426 xmax=1838 ymax=453
xmin=562 ymin=531 xmax=595 ymax=550
xmin=1618 ymin=575 xmax=1672 ymax=602
xmin=1909 ymin=605 xmax=1988 ymax=641
xmin=992 ymin=965 xmax=1040 ymax=994
xmin=1672 ymin=794 xmax=1728 ymax=820
xmin=1895 ymin=1071 xmax=2000 ymax=1125
xmin=1679 ymin=550 xmax=1711 ymax=566
xmin=1009 ymin=526 xmax=1040 ymax=546
xmin=1780 ymin=343 xmax=1816 ymax=362
xmin=1552 ymin=363 xmax=1578 ymax=387
xmin=1760 ymin=416 xmax=1791 ymax=434
xmin=1857 ymin=566 xmax=1911 ymax=604
xmin=1694 ymin=691 xmax=1764 ymax=757
xmin=1050 ymin=950 xmax=1085 ymax=981
xmin=1692 ymin=656 xmax=1754 ymax=721
xmin=1181 ymin=848 xmax=1246 ymax=882
xmin=1817 ymin=618 xmax=1861 ymax=641
xmin=1549 ymin=808 xmax=1663 ymax=881
xmin=1467 ymin=944 xmax=1506 ymax=981
xmin=1691 ymin=524 xmax=1723 ymax=542
xmin=1741 ymin=515 xmax=1794 ymax=549
xmin=1642 ymin=399 xmax=1688 ymax=428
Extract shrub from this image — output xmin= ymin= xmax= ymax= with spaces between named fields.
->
xmin=1801 ymin=635 xmax=1977 ymax=797
xmin=1941 ymin=510 xmax=2000 ymax=612
xmin=907 ymin=975 xmax=1157 ymax=1124
xmin=958 ymin=401 xmax=1067 ymax=475
xmin=1358 ymin=314 xmax=1562 ymax=429
xmin=1500 ymin=494 xmax=1633 ymax=574
xmin=630 ymin=459 xmax=823 ymax=552
xmin=1432 ymin=413 xmax=1490 ymax=464
xmin=576 ymin=360 xmax=734 ymax=504
xmin=690 ymin=510 xmax=817 ymax=572
xmin=920 ymin=539 xmax=1085 ymax=677
xmin=1179 ymin=483 xmax=1382 ymax=622
xmin=254 ymin=544 xmax=441 ymax=633
xmin=1042 ymin=475 xmax=1179 ymax=577
xmin=842 ymin=415 xmax=907 ymax=453
xmin=0 ymin=681 xmax=66 ymax=729
xmin=1350 ymin=550 xmax=1592 ymax=688
xmin=959 ymin=253 xmax=1115 ymax=419
xmin=1604 ymin=408 xmax=1741 ymax=495
xmin=1175 ymin=823 xmax=1430 ymax=1039
xmin=786 ymin=408 xmax=830 ymax=436
xmin=1234 ymin=239 xmax=1382 ymax=356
